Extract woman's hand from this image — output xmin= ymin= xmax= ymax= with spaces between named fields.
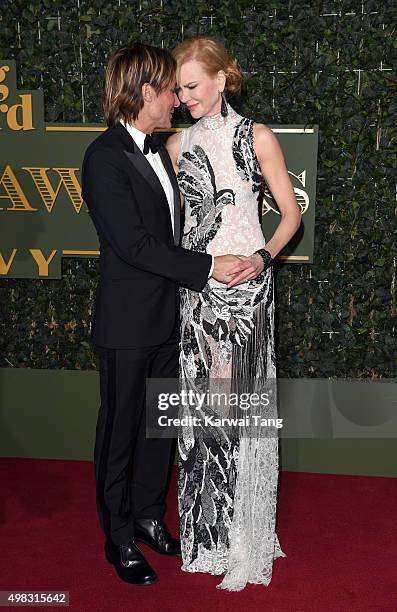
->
xmin=227 ymin=253 xmax=265 ymax=288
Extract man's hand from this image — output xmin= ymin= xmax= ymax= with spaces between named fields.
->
xmin=212 ymin=255 xmax=256 ymax=285
xmin=226 ymin=253 xmax=265 ymax=288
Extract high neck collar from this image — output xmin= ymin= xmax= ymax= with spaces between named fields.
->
xmin=200 ymin=104 xmax=235 ymax=130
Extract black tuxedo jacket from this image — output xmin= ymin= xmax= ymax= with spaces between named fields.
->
xmin=82 ymin=122 xmax=211 ymax=349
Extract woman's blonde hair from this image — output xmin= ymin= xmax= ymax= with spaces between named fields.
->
xmin=173 ymin=37 xmax=243 ymax=93
xmin=103 ymin=42 xmax=176 ymax=127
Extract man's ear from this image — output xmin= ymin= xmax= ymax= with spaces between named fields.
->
xmin=142 ymin=83 xmax=153 ymax=103
xmin=217 ymin=70 xmax=226 ymax=92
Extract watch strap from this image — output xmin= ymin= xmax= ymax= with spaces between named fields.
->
xmin=255 ymin=248 xmax=273 ymax=269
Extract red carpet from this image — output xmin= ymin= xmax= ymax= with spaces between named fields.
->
xmin=0 ymin=458 xmax=396 ymax=611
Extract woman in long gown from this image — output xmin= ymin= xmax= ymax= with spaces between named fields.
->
xmin=166 ymin=36 xmax=301 ymax=591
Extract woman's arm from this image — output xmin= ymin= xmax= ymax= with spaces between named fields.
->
xmin=165 ymin=131 xmax=185 ymax=208
xmin=165 ymin=131 xmax=182 ymax=173
xmin=253 ymin=123 xmax=301 ymax=258
xmin=228 ymin=123 xmax=301 ymax=287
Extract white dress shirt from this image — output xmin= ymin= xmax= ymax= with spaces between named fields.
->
xmin=121 ymin=120 xmax=214 ymax=278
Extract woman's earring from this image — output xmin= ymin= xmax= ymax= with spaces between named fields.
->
xmin=221 ymin=91 xmax=228 ymax=117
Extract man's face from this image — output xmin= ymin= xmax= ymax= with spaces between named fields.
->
xmin=149 ymin=80 xmax=180 ymax=129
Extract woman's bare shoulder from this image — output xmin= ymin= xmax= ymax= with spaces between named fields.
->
xmin=253 ymin=122 xmax=277 ymax=144
xmin=252 ymin=122 xmax=282 ymax=159
xmin=165 ymin=131 xmax=182 ymax=165
xmin=166 ymin=131 xmax=182 ymax=150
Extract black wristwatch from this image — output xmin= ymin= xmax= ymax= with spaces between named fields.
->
xmin=255 ymin=248 xmax=273 ymax=270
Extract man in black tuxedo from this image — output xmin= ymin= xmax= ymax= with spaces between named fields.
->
xmin=82 ymin=43 xmax=254 ymax=586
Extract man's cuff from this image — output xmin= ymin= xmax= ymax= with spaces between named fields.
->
xmin=208 ymin=255 xmax=214 ymax=278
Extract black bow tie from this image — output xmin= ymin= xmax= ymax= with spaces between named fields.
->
xmin=143 ymin=133 xmax=161 ymax=155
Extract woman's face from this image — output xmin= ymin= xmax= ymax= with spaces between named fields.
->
xmin=177 ymin=59 xmax=225 ymax=119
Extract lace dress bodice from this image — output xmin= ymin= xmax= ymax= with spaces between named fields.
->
xmin=177 ymin=106 xmax=265 ymax=289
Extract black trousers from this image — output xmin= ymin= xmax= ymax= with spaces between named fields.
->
xmin=94 ymin=322 xmax=179 ymax=545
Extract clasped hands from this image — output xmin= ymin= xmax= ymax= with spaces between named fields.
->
xmin=212 ymin=253 xmax=268 ymax=288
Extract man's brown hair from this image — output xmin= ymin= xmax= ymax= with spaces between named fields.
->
xmin=103 ymin=42 xmax=177 ymax=127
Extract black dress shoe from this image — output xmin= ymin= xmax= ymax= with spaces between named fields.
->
xmin=105 ymin=539 xmax=157 ymax=585
xmin=135 ymin=519 xmax=181 ymax=556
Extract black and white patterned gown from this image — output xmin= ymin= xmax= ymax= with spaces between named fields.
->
xmin=176 ymin=106 xmax=285 ymax=591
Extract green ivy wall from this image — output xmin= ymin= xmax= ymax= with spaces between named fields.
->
xmin=1 ymin=0 xmax=396 ymax=377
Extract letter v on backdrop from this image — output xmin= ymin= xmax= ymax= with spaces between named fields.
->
xmin=0 ymin=60 xmax=317 ymax=278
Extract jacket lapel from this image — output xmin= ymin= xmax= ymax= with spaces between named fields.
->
xmin=113 ymin=123 xmax=166 ymax=204
xmin=114 ymin=123 xmax=181 ymax=246
xmin=123 ymin=150 xmax=166 ymax=203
